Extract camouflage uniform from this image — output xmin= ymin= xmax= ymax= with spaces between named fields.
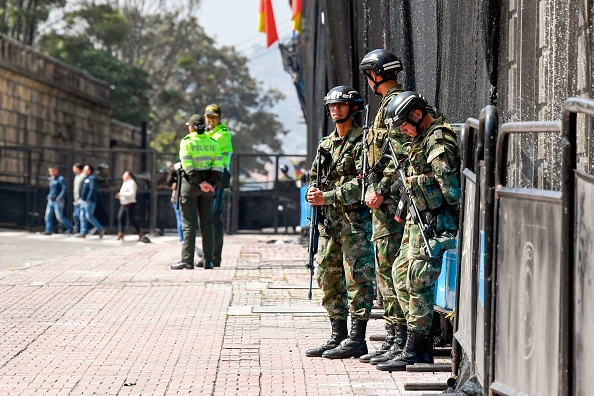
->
xmin=365 ymin=85 xmax=408 ymax=326
xmin=394 ymin=117 xmax=461 ymax=333
xmin=309 ymin=125 xmax=375 ymax=320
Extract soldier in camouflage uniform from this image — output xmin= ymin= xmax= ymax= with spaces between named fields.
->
xmin=304 ymin=86 xmax=375 ymax=360
xmin=376 ymin=91 xmax=460 ymax=372
xmin=357 ymin=49 xmax=410 ymax=365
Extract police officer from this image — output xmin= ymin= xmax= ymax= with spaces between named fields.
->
xmin=204 ymin=104 xmax=233 ymax=268
xmin=358 ymin=49 xmax=409 ymax=364
xmin=377 ymin=91 xmax=460 ymax=371
xmin=171 ymin=114 xmax=224 ymax=270
xmin=305 ymin=86 xmax=375 ymax=360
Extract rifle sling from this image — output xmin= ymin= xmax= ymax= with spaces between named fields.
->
xmin=321 ymin=134 xmax=362 ymax=185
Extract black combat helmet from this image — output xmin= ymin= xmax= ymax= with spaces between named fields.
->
xmin=360 ymin=49 xmax=403 ymax=94
xmin=385 ymin=91 xmax=428 ymax=132
xmin=323 ymin=85 xmax=364 ymax=124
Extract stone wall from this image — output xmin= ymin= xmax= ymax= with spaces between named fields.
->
xmin=0 ymin=33 xmax=143 ymax=185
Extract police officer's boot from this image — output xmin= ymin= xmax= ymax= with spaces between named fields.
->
xmin=359 ymin=322 xmax=395 ymax=363
xmin=376 ymin=328 xmax=433 ymax=372
xmin=305 ymin=319 xmax=348 ymax=357
xmin=369 ymin=324 xmax=407 ymax=365
xmin=322 ymin=318 xmax=368 ymax=359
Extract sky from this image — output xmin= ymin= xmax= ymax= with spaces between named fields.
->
xmin=196 ymin=0 xmax=307 ymax=155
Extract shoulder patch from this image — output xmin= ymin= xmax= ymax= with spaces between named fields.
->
xmin=427 ymin=146 xmax=445 ymax=164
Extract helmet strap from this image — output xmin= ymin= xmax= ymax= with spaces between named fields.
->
xmin=333 ymin=110 xmax=352 ymax=124
xmin=327 ymin=103 xmax=355 ymax=124
xmin=371 ymin=77 xmax=391 ymax=95
xmin=407 ymin=108 xmax=427 ymax=134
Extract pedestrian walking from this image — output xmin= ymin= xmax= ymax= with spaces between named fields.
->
xmin=377 ymin=91 xmax=460 ymax=371
xmin=358 ymin=48 xmax=409 ymax=365
xmin=71 ymin=163 xmax=86 ymax=234
xmin=166 ymin=162 xmax=184 ymax=243
xmin=171 ymin=114 xmax=223 ymax=270
xmin=205 ymin=104 xmax=233 ymax=267
xmin=77 ymin=165 xmax=105 ymax=239
xmin=304 ymin=86 xmax=375 ymax=360
xmin=115 ymin=171 xmax=143 ymax=241
xmin=44 ymin=166 xmax=73 ymax=235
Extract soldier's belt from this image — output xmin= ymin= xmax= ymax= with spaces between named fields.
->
xmin=344 ymin=204 xmax=369 ymax=213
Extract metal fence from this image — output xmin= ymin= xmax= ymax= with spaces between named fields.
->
xmin=451 ymin=98 xmax=593 ymax=395
xmin=0 ymin=147 xmax=306 ymax=235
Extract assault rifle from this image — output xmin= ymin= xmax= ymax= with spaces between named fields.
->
xmin=306 ymin=149 xmax=322 ymax=300
xmin=373 ymin=138 xmax=434 ymax=258
xmin=360 ymin=104 xmax=370 ymax=203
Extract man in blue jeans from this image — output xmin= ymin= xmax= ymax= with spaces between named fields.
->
xmin=44 ymin=166 xmax=73 ymax=235
xmin=71 ymin=163 xmax=86 ymax=234
xmin=77 ymin=165 xmax=105 ymax=239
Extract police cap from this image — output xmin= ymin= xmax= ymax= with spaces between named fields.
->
xmin=204 ymin=104 xmax=221 ymax=117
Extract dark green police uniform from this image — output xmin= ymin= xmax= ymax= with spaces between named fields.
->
xmin=178 ymin=131 xmax=224 ymax=269
xmin=206 ymin=122 xmax=233 ymax=266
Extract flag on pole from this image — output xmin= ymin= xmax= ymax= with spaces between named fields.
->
xmin=291 ymin=0 xmax=302 ymax=34
xmin=257 ymin=0 xmax=278 ymax=48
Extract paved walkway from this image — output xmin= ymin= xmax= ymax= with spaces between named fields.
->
xmin=0 ymin=232 xmax=449 ymax=395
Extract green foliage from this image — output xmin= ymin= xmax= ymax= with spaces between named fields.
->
xmin=0 ymin=0 xmax=66 ymax=45
xmin=150 ymin=131 xmax=178 ymax=154
xmin=23 ymin=0 xmax=288 ymax=174
xmin=65 ymin=4 xmax=129 ymax=50
xmin=38 ymin=4 xmax=152 ymax=126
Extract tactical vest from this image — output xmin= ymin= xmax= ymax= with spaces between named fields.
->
xmin=407 ymin=119 xmax=461 ymax=212
xmin=366 ymin=86 xmax=406 ymax=170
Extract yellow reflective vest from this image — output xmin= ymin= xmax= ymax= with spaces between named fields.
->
xmin=179 ymin=132 xmax=224 ymax=174
xmin=207 ymin=123 xmax=233 ymax=170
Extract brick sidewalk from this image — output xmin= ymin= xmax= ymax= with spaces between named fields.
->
xmin=0 ymin=234 xmax=449 ymax=395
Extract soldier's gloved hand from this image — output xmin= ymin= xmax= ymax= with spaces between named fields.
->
xmin=420 ymin=235 xmax=457 ymax=260
xmin=420 ymin=238 xmax=442 ymax=260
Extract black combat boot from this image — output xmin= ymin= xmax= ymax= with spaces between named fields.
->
xmin=305 ymin=319 xmax=348 ymax=357
xmin=322 ymin=318 xmax=368 ymax=359
xmin=376 ymin=328 xmax=433 ymax=372
xmin=369 ymin=324 xmax=407 ymax=365
xmin=359 ymin=322 xmax=395 ymax=363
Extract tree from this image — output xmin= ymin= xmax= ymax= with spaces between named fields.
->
xmin=37 ymin=3 xmax=152 ymax=126
xmin=33 ymin=0 xmax=288 ymax=175
xmin=0 ymin=0 xmax=66 ymax=45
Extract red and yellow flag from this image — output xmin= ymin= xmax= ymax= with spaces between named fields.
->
xmin=257 ymin=0 xmax=278 ymax=48
xmin=291 ymin=0 xmax=302 ymax=34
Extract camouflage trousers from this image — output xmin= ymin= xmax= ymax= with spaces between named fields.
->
xmin=394 ymin=223 xmax=442 ymax=333
xmin=316 ymin=232 xmax=375 ymax=320
xmin=374 ymin=232 xmax=406 ymax=326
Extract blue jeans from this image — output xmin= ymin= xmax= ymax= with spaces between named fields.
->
xmin=172 ymin=202 xmax=183 ymax=242
xmin=45 ymin=200 xmax=72 ymax=233
xmin=79 ymin=201 xmax=104 ymax=235
xmin=72 ymin=204 xmax=87 ymax=234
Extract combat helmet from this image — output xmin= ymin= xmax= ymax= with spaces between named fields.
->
xmin=385 ymin=91 xmax=428 ymax=133
xmin=360 ymin=49 xmax=403 ymax=95
xmin=323 ymin=85 xmax=364 ymax=124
